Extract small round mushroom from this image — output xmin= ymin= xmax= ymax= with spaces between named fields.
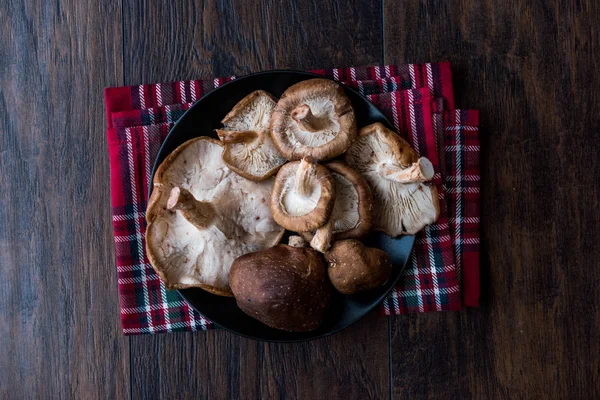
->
xmin=324 ymin=239 xmax=393 ymax=295
xmin=229 ymin=236 xmax=333 ymax=332
xmin=216 ymin=90 xmax=287 ymax=181
xmin=301 ymin=161 xmax=374 ymax=252
xmin=345 ymin=122 xmax=440 ymax=236
xmin=270 ymin=158 xmax=336 ymax=232
xmin=270 ymin=78 xmax=357 ymax=161
xmin=146 ymin=137 xmax=285 ymax=296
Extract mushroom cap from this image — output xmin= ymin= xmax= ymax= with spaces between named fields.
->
xmin=217 ymin=90 xmax=287 ymax=181
xmin=345 ymin=122 xmax=440 ymax=236
xmin=270 ymin=78 xmax=357 ymax=161
xmin=229 ymin=243 xmax=332 ymax=332
xmin=270 ymin=158 xmax=336 ymax=232
xmin=324 ymin=239 xmax=392 ymax=295
xmin=301 ymin=160 xmax=374 ymax=245
xmin=146 ymin=137 xmax=285 ymax=295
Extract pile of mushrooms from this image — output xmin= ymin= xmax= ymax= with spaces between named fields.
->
xmin=146 ymin=79 xmax=440 ymax=332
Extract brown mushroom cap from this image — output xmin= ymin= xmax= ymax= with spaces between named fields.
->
xmin=301 ymin=161 xmax=374 ymax=250
xmin=270 ymin=78 xmax=357 ymax=161
xmin=229 ymin=238 xmax=332 ymax=332
xmin=217 ymin=90 xmax=287 ymax=181
xmin=324 ymin=239 xmax=393 ymax=294
xmin=270 ymin=158 xmax=336 ymax=232
xmin=345 ymin=122 xmax=440 ymax=236
xmin=146 ymin=137 xmax=285 ymax=296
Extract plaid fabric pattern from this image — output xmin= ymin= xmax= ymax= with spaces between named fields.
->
xmin=444 ymin=110 xmax=481 ymax=307
xmin=112 ymin=103 xmax=193 ymax=129
xmin=108 ymin=123 xmax=211 ymax=333
xmin=104 ymin=62 xmax=480 ymax=335
xmin=368 ymin=88 xmax=460 ymax=313
xmin=311 ymin=63 xmax=455 ymax=109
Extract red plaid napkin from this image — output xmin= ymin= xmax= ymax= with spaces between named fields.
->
xmin=444 ymin=110 xmax=481 ymax=307
xmin=105 ymin=63 xmax=480 ymax=334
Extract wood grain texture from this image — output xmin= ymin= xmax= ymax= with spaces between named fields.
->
xmin=123 ymin=1 xmax=389 ymax=399
xmin=122 ymin=0 xmax=384 ymax=84
xmin=390 ymin=313 xmax=461 ymax=398
xmin=0 ymin=1 xmax=129 ymax=399
xmin=131 ymin=312 xmax=389 ymax=400
xmin=3 ymin=0 xmax=600 ymax=398
xmin=385 ymin=1 xmax=600 ymax=398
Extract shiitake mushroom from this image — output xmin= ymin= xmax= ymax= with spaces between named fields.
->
xmin=229 ymin=237 xmax=332 ymax=332
xmin=345 ymin=122 xmax=439 ymax=236
xmin=324 ymin=239 xmax=392 ymax=295
xmin=270 ymin=78 xmax=357 ymax=161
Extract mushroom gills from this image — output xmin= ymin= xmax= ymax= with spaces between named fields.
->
xmin=218 ymin=90 xmax=287 ymax=181
xmin=222 ymin=92 xmax=275 ymax=131
xmin=223 ymin=132 xmax=286 ymax=176
xmin=270 ymin=78 xmax=357 ymax=162
xmin=154 ymin=210 xmax=234 ymax=290
xmin=307 ymin=171 xmax=361 ymax=251
xmin=349 ymin=126 xmax=434 ymax=184
xmin=301 ymin=160 xmax=373 ymax=248
xmin=374 ymin=180 xmax=439 ymax=235
xmin=329 ymin=172 xmax=360 ymax=232
xmin=345 ymin=122 xmax=440 ymax=236
xmin=288 ymin=99 xmax=340 ymax=148
xmin=145 ymin=137 xmax=285 ymax=294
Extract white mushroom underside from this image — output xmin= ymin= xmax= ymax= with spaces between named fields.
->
xmin=148 ymin=140 xmax=282 ymax=290
xmin=287 ymin=98 xmax=339 ymax=148
xmin=330 ymin=172 xmax=360 ymax=233
xmin=224 ymin=95 xmax=275 ymax=131
xmin=221 ymin=93 xmax=286 ymax=176
xmin=346 ymin=134 xmax=437 ymax=235
xmin=346 ymin=133 xmax=403 ymax=175
xmin=279 ymin=176 xmax=322 ymax=216
xmin=227 ymin=135 xmax=287 ymax=175
xmin=368 ymin=178 xmax=438 ymax=235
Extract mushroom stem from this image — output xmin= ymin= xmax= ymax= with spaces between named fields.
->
xmin=310 ymin=218 xmax=334 ymax=253
xmin=294 ymin=158 xmax=315 ymax=197
xmin=288 ymin=236 xmax=306 ymax=248
xmin=291 ymin=104 xmax=328 ymax=132
xmin=377 ymin=157 xmax=434 ymax=183
xmin=216 ymin=130 xmax=259 ymax=144
xmin=167 ymin=187 xmax=216 ymax=230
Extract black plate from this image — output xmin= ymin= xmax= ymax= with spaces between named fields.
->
xmin=150 ymin=70 xmax=415 ymax=342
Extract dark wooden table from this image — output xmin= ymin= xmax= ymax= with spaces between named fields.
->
xmin=2 ymin=1 xmax=599 ymax=399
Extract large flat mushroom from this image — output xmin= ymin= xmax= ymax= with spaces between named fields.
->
xmin=270 ymin=78 xmax=357 ymax=161
xmin=345 ymin=122 xmax=440 ymax=236
xmin=216 ymin=90 xmax=287 ymax=181
xmin=146 ymin=137 xmax=285 ymax=296
xmin=301 ymin=161 xmax=374 ymax=252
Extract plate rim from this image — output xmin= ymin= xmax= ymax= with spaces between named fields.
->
xmin=149 ymin=69 xmax=415 ymax=342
